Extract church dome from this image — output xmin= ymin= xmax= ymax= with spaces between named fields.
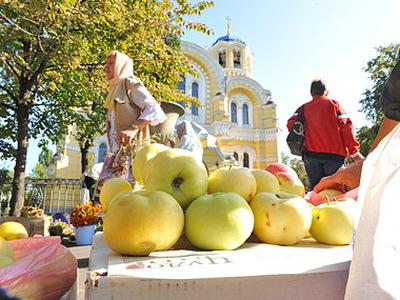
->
xmin=212 ymin=35 xmax=245 ymax=46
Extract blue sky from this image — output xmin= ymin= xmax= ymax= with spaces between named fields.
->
xmin=4 ymin=0 xmax=399 ymax=173
xmin=183 ymin=0 xmax=400 ymax=153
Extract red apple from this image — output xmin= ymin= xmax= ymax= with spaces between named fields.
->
xmin=275 ymin=172 xmax=305 ymax=197
xmin=265 ymin=163 xmax=297 ymax=177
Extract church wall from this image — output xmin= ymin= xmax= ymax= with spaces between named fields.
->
xmin=56 ymin=148 xmax=82 ymax=179
xmin=51 ymin=39 xmax=279 ymax=180
xmin=217 ymin=138 xmax=278 ymax=169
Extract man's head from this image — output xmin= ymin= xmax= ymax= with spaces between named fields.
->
xmin=310 ymin=79 xmax=328 ymax=97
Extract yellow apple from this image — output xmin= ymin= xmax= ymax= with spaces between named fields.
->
xmin=250 ymin=169 xmax=280 ymax=194
xmin=0 ymin=221 xmax=28 ymax=240
xmin=304 ymin=202 xmax=315 ymax=238
xmin=185 ymin=192 xmax=254 ymax=250
xmin=275 ymin=172 xmax=305 ymax=197
xmin=318 ymin=189 xmax=342 ymax=198
xmin=104 ymin=190 xmax=184 ymax=256
xmin=250 ymin=192 xmax=312 ymax=245
xmin=100 ymin=177 xmax=132 ymax=211
xmin=0 ymin=237 xmax=14 ymax=260
xmin=310 ymin=198 xmax=356 ymax=245
xmin=145 ymin=148 xmax=208 ymax=209
xmin=208 ymin=167 xmax=257 ymax=202
xmin=133 ymin=143 xmax=170 ymax=186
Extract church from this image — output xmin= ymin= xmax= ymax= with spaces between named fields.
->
xmin=49 ymin=22 xmax=280 ymax=180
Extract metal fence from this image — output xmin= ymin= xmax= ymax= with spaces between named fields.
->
xmin=0 ymin=178 xmax=88 ymax=215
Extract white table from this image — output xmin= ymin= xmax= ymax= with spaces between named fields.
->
xmin=86 ymin=233 xmax=351 ymax=300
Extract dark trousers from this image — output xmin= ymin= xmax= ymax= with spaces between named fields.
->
xmin=84 ymin=176 xmax=97 ymax=201
xmin=303 ymin=156 xmax=344 ymax=190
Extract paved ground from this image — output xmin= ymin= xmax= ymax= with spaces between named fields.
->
xmin=69 ymin=245 xmax=92 ymax=300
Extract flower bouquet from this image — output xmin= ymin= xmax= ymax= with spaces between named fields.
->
xmin=69 ymin=202 xmax=103 ymax=228
xmin=69 ymin=202 xmax=103 ymax=245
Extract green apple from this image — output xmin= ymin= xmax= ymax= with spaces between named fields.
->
xmin=100 ymin=177 xmax=132 ymax=211
xmin=250 ymin=169 xmax=280 ymax=194
xmin=185 ymin=192 xmax=254 ymax=250
xmin=275 ymin=172 xmax=305 ymax=197
xmin=318 ymin=189 xmax=342 ymax=198
xmin=208 ymin=167 xmax=257 ymax=202
xmin=250 ymin=192 xmax=312 ymax=245
xmin=145 ymin=148 xmax=208 ymax=209
xmin=310 ymin=198 xmax=356 ymax=245
xmin=104 ymin=190 xmax=184 ymax=256
xmin=133 ymin=143 xmax=170 ymax=186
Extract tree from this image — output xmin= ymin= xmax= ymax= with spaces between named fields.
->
xmin=0 ymin=0 xmax=213 ymax=216
xmin=30 ymin=140 xmax=53 ymax=179
xmin=356 ymin=43 xmax=399 ymax=155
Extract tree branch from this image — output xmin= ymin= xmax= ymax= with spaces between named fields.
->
xmin=0 ymin=11 xmax=36 ymax=37
xmin=0 ymin=101 xmax=16 ymax=111
xmin=32 ymin=102 xmax=93 ymax=108
xmin=3 ymin=60 xmax=20 ymax=80
xmin=0 ymin=85 xmax=18 ymax=103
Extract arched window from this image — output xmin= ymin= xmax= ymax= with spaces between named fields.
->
xmin=233 ymin=152 xmax=239 ymax=161
xmin=177 ymin=75 xmax=186 ymax=107
xmin=191 ymin=82 xmax=199 ymax=116
xmin=98 ymin=143 xmax=107 ymax=163
xmin=230 ymin=102 xmax=237 ymax=123
xmin=243 ymin=152 xmax=249 ymax=168
xmin=218 ymin=49 xmax=226 ymax=68
xmin=242 ymin=104 xmax=249 ymax=125
xmin=233 ymin=49 xmax=241 ymax=68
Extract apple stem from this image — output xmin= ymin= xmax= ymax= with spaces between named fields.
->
xmin=325 ymin=196 xmax=330 ymax=205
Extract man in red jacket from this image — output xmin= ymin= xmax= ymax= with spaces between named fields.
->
xmin=287 ymin=79 xmax=363 ymax=189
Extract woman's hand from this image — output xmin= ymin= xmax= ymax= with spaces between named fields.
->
xmin=118 ymin=128 xmax=139 ymax=146
xmin=313 ymin=159 xmax=364 ymax=193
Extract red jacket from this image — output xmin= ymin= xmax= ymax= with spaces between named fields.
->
xmin=287 ymin=96 xmax=359 ymax=158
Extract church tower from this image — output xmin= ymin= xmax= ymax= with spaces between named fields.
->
xmin=208 ymin=17 xmax=253 ymax=78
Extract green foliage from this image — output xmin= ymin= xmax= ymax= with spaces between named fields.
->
xmin=289 ymin=157 xmax=308 ymax=190
xmin=359 ymin=44 xmax=399 ymax=123
xmin=1 ymin=0 xmax=214 ymax=154
xmin=357 ymin=43 xmax=399 ymax=153
xmin=0 ymin=0 xmax=214 ymax=214
xmin=280 ymin=152 xmax=291 ymax=165
xmin=30 ymin=140 xmax=53 ymax=179
xmin=0 ymin=168 xmax=12 ymax=188
xmin=356 ymin=123 xmax=380 ymax=157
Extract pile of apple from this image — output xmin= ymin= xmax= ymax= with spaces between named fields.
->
xmin=100 ymin=144 xmax=356 ymax=256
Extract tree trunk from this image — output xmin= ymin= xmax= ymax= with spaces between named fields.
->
xmin=10 ymin=104 xmax=30 ymax=216
xmin=80 ymin=143 xmax=90 ymax=174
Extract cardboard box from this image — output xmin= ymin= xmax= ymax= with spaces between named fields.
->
xmin=0 ymin=216 xmax=50 ymax=236
xmin=86 ymin=233 xmax=351 ymax=300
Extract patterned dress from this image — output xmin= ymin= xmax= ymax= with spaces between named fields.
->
xmin=92 ymin=79 xmax=166 ymax=203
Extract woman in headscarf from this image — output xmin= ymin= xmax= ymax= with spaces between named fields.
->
xmin=93 ymin=51 xmax=166 ymax=201
xmin=175 ymin=120 xmax=203 ymax=161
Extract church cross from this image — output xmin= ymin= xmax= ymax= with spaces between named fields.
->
xmin=226 ymin=16 xmax=232 ymax=35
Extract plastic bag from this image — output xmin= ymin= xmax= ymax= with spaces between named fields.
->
xmin=0 ymin=236 xmax=77 ymax=300
xmin=345 ymin=123 xmax=400 ymax=299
